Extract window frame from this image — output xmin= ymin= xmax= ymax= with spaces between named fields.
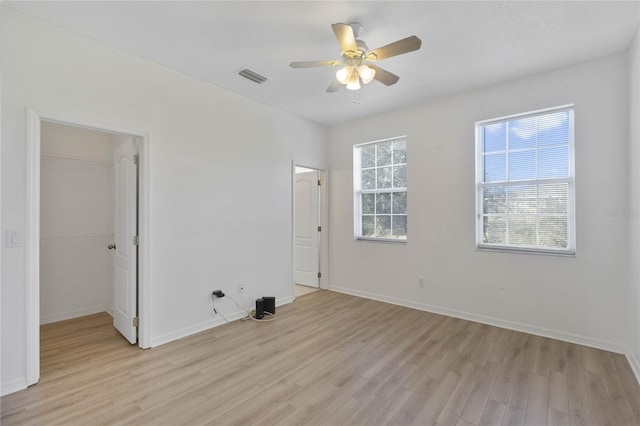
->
xmin=475 ymin=105 xmax=576 ymax=256
xmin=354 ymin=136 xmax=408 ymax=243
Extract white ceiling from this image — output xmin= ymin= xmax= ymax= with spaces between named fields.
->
xmin=5 ymin=1 xmax=639 ymax=126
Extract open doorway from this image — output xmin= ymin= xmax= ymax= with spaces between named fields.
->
xmin=40 ymin=121 xmax=139 ymax=349
xmin=25 ymin=111 xmax=149 ymax=388
xmin=40 ymin=122 xmax=132 ymax=325
xmin=293 ymin=165 xmax=327 ymax=299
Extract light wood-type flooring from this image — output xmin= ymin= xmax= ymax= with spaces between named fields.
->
xmin=3 ymin=290 xmax=640 ymax=425
xmin=295 ymin=284 xmax=319 ymax=298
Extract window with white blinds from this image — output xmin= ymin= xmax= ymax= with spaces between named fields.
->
xmin=354 ymin=137 xmax=407 ymax=242
xmin=476 ymin=105 xmax=575 ymax=255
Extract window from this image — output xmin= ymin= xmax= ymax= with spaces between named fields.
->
xmin=476 ymin=105 xmax=575 ymax=255
xmin=354 ymin=137 xmax=407 ymax=242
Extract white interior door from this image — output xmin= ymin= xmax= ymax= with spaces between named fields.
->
xmin=295 ymin=170 xmax=320 ymax=288
xmin=112 ymin=140 xmax=137 ymax=344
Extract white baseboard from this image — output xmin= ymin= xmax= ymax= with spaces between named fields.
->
xmin=277 ymin=296 xmax=294 ymax=306
xmin=150 ymin=296 xmax=294 ymax=348
xmin=329 ymin=285 xmax=627 ymax=355
xmin=625 ymin=349 xmax=640 ymax=386
xmin=1 ymin=377 xmax=27 ymax=397
xmin=40 ymin=305 xmax=108 ymax=324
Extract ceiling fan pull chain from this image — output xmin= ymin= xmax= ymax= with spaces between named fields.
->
xmin=352 ymin=92 xmax=361 ymax=105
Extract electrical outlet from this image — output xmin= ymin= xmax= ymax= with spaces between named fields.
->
xmin=238 ymin=284 xmax=245 ymax=294
xmin=418 ymin=277 xmax=425 ymax=288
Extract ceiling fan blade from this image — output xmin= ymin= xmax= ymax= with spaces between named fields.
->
xmin=369 ymin=36 xmax=422 ymax=61
xmin=369 ymin=65 xmax=400 ymax=86
xmin=289 ymin=60 xmax=342 ymax=68
xmin=332 ymin=23 xmax=357 ymax=53
xmin=326 ymin=79 xmax=343 ymax=93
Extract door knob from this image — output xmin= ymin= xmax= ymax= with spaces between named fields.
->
xmin=107 ymin=244 xmax=116 ymax=250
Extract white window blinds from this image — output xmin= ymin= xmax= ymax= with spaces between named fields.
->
xmin=476 ymin=106 xmax=575 ymax=255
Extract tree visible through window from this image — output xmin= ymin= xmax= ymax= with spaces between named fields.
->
xmin=476 ymin=106 xmax=575 ymax=254
xmin=354 ymin=137 xmax=407 ymax=241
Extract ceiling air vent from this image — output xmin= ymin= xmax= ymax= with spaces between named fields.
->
xmin=238 ymin=68 xmax=267 ymax=84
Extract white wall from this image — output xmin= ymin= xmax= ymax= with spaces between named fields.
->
xmin=328 ymin=52 xmax=630 ymax=352
xmin=1 ymin=7 xmax=327 ymax=395
xmin=628 ymin=20 xmax=640 ymax=375
xmin=40 ymin=122 xmax=115 ymax=324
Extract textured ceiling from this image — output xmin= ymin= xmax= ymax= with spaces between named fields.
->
xmin=5 ymin=1 xmax=639 ymax=126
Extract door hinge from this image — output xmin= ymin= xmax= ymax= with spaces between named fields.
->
xmin=317 ymin=272 xmax=322 ymax=278
xmin=133 ymin=317 xmax=139 ymax=327
xmin=133 ymin=235 xmax=139 ymax=246
xmin=133 ymin=154 xmax=139 ymax=165
xmin=318 ymin=179 xmax=323 ymax=186
xmin=317 ymin=226 xmax=322 ymax=232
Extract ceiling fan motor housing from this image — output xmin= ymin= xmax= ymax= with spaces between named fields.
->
xmin=343 ymin=40 xmax=371 ymax=65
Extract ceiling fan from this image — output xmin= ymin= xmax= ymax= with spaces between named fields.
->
xmin=289 ymin=22 xmax=422 ymax=93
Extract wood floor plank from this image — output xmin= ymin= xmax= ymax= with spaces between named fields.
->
xmin=375 ymin=361 xmax=420 ymax=400
xmin=580 ymin=346 xmax=602 ymax=375
xmin=612 ymin=353 xmax=640 ymax=423
xmin=480 ymin=399 xmax=507 ymax=426
xmin=502 ymin=333 xmax=538 ymax=426
xmin=488 ymin=332 xmax=525 ymax=405
xmin=454 ymin=419 xmax=476 ymax=426
xmin=489 ymin=328 xmax=515 ymax=364
xmin=411 ymin=371 xmax=462 ymax=426
xmin=436 ymin=361 xmax=484 ymax=426
xmin=564 ymin=343 xmax=593 ymax=426
xmin=366 ymin=386 xmax=413 ymax=426
xmin=250 ymin=402 xmax=294 ymax=426
xmin=584 ymin=370 xmax=614 ymax=426
xmin=597 ymin=350 xmax=637 ymax=425
xmin=471 ymin=337 xmax=498 ymax=367
xmin=342 ymin=394 xmax=385 ymax=426
xmin=552 ymin=340 xmax=570 ymax=374
xmin=548 ymin=369 xmax=569 ymax=414
xmin=302 ymin=375 xmax=370 ymax=424
xmin=548 ymin=406 xmax=570 ymax=426
xmin=274 ymin=383 xmax=341 ymax=425
xmin=388 ymin=377 xmax=441 ymax=425
xmin=525 ymin=374 xmax=549 ymax=426
xmin=202 ymin=381 xmax=301 ymax=426
xmin=2 ymin=291 xmax=640 ymax=426
xmin=323 ymin=397 xmax=362 ymax=426
xmin=459 ymin=361 xmax=501 ymax=425
xmin=535 ymin=337 xmax=554 ymax=378
xmin=399 ymin=353 xmax=439 ymax=391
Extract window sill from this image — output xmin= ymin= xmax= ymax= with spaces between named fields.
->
xmin=356 ymin=237 xmax=407 ymax=245
xmin=477 ymin=244 xmax=575 ymax=257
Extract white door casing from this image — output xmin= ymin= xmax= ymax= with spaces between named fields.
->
xmin=295 ymin=170 xmax=320 ymax=288
xmin=113 ymin=140 xmax=138 ymax=344
xmin=25 ymin=111 xmax=149 ymax=392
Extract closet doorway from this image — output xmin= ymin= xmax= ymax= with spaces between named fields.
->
xmin=40 ymin=121 xmax=139 ymax=343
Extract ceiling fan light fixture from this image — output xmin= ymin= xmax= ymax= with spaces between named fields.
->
xmin=346 ymin=71 xmax=361 ymax=91
xmin=336 ymin=66 xmax=351 ymax=84
xmin=357 ymin=65 xmax=375 ymax=84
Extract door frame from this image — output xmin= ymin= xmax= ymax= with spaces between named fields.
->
xmin=25 ymin=109 xmax=151 ymax=387
xmin=291 ymin=162 xmax=328 ymax=294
